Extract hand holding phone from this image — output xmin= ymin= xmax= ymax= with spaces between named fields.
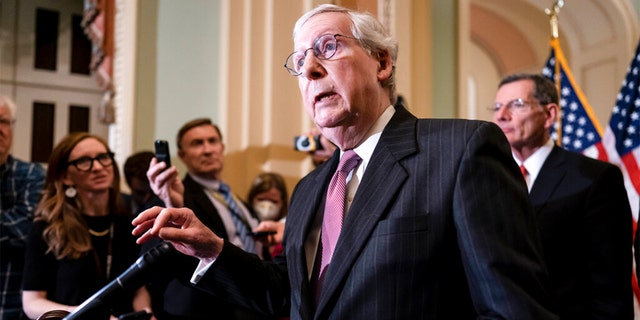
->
xmin=154 ymin=140 xmax=171 ymax=168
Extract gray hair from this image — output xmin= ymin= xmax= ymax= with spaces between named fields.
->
xmin=499 ymin=73 xmax=559 ymax=105
xmin=0 ymin=95 xmax=17 ymax=119
xmin=293 ymin=4 xmax=399 ymax=104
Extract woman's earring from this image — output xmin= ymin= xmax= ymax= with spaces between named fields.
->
xmin=65 ymin=186 xmax=77 ymax=198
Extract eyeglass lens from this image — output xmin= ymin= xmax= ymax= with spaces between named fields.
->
xmin=70 ymin=153 xmax=113 ymax=171
xmin=491 ymin=99 xmax=529 ymax=113
xmin=285 ymin=34 xmax=340 ymax=75
xmin=0 ymin=118 xmax=14 ymax=127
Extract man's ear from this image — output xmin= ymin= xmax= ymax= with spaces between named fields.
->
xmin=377 ymin=50 xmax=393 ymax=81
xmin=544 ymin=103 xmax=558 ymax=130
xmin=178 ymin=149 xmax=185 ymax=160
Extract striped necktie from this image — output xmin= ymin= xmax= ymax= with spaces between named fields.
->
xmin=316 ymin=150 xmax=361 ymax=287
xmin=217 ymin=182 xmax=256 ymax=254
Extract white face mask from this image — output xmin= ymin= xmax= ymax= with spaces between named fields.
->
xmin=254 ymin=200 xmax=281 ymax=221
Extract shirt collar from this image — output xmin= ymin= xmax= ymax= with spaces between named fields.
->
xmin=515 ymin=138 xmax=554 ymax=184
xmin=349 ymin=105 xmax=395 ymax=168
xmin=188 ymin=172 xmax=222 ymax=191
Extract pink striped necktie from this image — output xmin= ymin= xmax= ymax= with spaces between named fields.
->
xmin=318 ymin=150 xmax=362 ymax=281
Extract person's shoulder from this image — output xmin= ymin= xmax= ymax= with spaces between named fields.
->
xmin=554 ymin=146 xmax=613 ymax=167
xmin=182 ymin=173 xmax=201 ymax=190
xmin=553 ymin=146 xmax=621 ymax=175
xmin=416 ymin=118 xmax=495 ymax=128
xmin=10 ymin=154 xmax=36 ymax=165
xmin=415 ymin=118 xmax=502 ymax=138
xmin=30 ymin=219 xmax=49 ymax=234
xmin=5 ymin=155 xmax=45 ymax=181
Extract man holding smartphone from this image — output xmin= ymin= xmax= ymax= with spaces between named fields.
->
xmin=145 ymin=118 xmax=270 ymax=319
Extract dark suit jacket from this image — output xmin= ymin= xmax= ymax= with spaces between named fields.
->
xmin=530 ymin=145 xmax=633 ymax=319
xmin=197 ymin=106 xmax=557 ymax=319
xmin=144 ymin=175 xmax=270 ymax=319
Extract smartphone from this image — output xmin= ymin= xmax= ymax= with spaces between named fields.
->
xmin=294 ymin=135 xmax=323 ymax=152
xmin=250 ymin=231 xmax=277 ymax=237
xmin=154 ymin=140 xmax=171 ymax=168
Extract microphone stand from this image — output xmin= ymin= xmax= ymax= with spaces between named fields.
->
xmin=60 ymin=242 xmax=175 ymax=320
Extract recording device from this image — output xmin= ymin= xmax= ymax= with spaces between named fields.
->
xmin=154 ymin=140 xmax=171 ymax=167
xmin=250 ymin=231 xmax=277 ymax=237
xmin=63 ymin=242 xmax=176 ymax=320
xmin=294 ymin=135 xmax=323 ymax=152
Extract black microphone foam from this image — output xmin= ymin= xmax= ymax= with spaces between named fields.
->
xmin=63 ymin=241 xmax=176 ymax=320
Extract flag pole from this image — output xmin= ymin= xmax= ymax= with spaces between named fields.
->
xmin=545 ymin=0 xmax=564 ymax=40
xmin=545 ymin=0 xmax=564 ymax=146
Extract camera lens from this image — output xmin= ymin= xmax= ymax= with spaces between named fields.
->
xmin=294 ymin=136 xmax=315 ymax=151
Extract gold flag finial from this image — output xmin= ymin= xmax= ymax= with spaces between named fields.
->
xmin=545 ymin=0 xmax=564 ymax=39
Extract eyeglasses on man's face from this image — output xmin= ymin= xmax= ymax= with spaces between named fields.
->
xmin=67 ymin=152 xmax=114 ymax=172
xmin=284 ymin=33 xmax=358 ymax=76
xmin=489 ymin=98 xmax=540 ymax=114
xmin=0 ymin=118 xmax=15 ymax=129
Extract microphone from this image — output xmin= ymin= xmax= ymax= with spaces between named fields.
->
xmin=63 ymin=241 xmax=176 ymax=320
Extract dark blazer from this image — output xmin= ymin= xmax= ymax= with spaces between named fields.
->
xmin=144 ymin=175 xmax=270 ymax=319
xmin=530 ymin=145 xmax=633 ymax=319
xmin=182 ymin=175 xmax=229 ymax=238
xmin=197 ymin=106 xmax=557 ymax=319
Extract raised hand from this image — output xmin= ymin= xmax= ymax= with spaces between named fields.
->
xmin=147 ymin=157 xmax=185 ymax=208
xmin=132 ymin=206 xmax=223 ymax=261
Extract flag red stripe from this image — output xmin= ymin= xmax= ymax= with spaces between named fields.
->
xmin=595 ymin=142 xmax=609 ymax=162
xmin=621 ymin=153 xmax=640 ymax=195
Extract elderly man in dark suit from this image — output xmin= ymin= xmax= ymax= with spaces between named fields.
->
xmin=135 ymin=4 xmax=558 ymax=319
xmin=491 ymin=73 xmax=633 ymax=319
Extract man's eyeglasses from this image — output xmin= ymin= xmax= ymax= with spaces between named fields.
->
xmin=0 ymin=118 xmax=15 ymax=128
xmin=284 ymin=33 xmax=358 ymax=76
xmin=489 ymin=98 xmax=540 ymax=114
xmin=68 ymin=152 xmax=114 ymax=172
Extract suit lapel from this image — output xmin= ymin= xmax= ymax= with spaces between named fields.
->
xmin=315 ymin=106 xmax=418 ymax=315
xmin=287 ymin=152 xmax=338 ymax=318
xmin=529 ymin=146 xmax=567 ymax=212
xmin=183 ymin=175 xmax=229 ymax=238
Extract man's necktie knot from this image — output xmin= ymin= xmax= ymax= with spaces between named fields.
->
xmin=519 ymin=164 xmax=527 ymax=179
xmin=339 ymin=150 xmax=361 ymax=174
xmin=218 ymin=182 xmax=231 ymax=195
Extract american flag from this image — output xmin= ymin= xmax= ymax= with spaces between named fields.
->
xmin=603 ymin=39 xmax=640 ymax=227
xmin=606 ymin=39 xmax=640 ymax=315
xmin=543 ymin=37 xmax=640 ymax=309
xmin=541 ymin=38 xmax=608 ymax=160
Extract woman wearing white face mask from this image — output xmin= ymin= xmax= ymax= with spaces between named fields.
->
xmin=247 ymin=173 xmax=288 ymax=258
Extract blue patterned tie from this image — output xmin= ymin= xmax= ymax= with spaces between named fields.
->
xmin=218 ymin=182 xmax=256 ymax=254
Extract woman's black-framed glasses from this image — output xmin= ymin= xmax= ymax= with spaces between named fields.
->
xmin=284 ymin=33 xmax=358 ymax=76
xmin=67 ymin=152 xmax=114 ymax=172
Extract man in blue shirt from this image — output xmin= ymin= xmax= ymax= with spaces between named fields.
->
xmin=0 ymin=95 xmax=45 ymax=320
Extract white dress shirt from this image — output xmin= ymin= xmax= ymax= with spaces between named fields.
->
xmin=514 ymin=138 xmax=554 ymax=192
